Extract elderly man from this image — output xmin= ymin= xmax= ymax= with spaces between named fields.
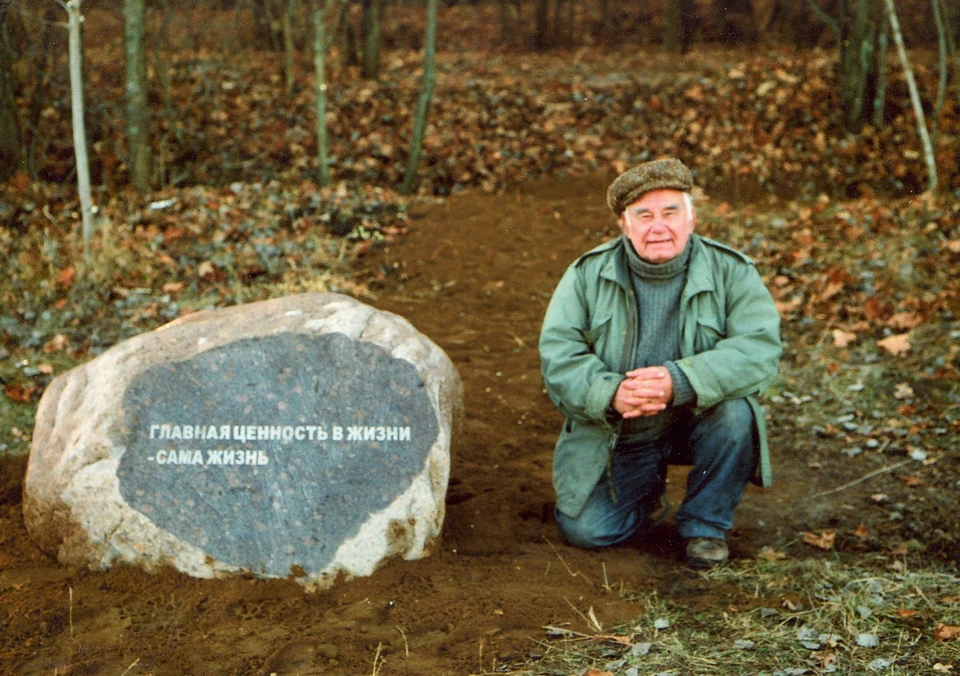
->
xmin=539 ymin=158 xmax=781 ymax=568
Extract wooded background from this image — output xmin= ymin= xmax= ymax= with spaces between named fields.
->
xmin=1 ymin=0 xmax=958 ymax=200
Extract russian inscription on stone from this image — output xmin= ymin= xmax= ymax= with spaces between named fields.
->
xmin=25 ymin=293 xmax=461 ymax=587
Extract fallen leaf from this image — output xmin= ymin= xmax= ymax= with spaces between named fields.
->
xmin=832 ymin=329 xmax=857 ymax=347
xmin=897 ymin=608 xmax=918 ymax=618
xmin=56 ymin=266 xmax=76 ymax=287
xmin=38 ymin=363 xmax=54 ymax=375
xmin=9 ymin=172 xmax=31 ymax=191
xmin=776 ymin=297 xmax=803 ymax=314
xmin=197 ymin=261 xmax=217 ymax=278
xmin=932 ymin=663 xmax=953 ymax=672
xmin=4 ymin=384 xmax=39 ymax=403
xmin=758 ymin=547 xmax=787 ymax=561
xmin=878 ymin=332 xmax=912 ymax=356
xmin=898 ymin=474 xmax=924 ymax=487
xmin=42 ymin=334 xmax=70 ymax=353
xmin=584 ymin=670 xmax=614 ymax=676
xmin=854 ymin=523 xmax=869 ymax=539
xmin=894 ymin=382 xmax=915 ymax=399
xmin=163 ymin=281 xmax=185 ymax=293
xmin=888 ymin=312 xmax=923 ymax=330
xmin=935 ymin=623 xmax=960 ymax=641
xmin=802 ymin=531 xmax=836 ymax=550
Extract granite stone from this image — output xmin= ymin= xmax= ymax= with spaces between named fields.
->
xmin=24 ymin=293 xmax=461 ymax=588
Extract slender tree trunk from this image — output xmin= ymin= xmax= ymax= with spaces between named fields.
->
xmin=313 ymin=0 xmax=345 ymax=187
xmin=534 ymin=0 xmax=549 ymax=50
xmin=65 ymin=0 xmax=95 ymax=258
xmin=664 ymin=0 xmax=683 ymax=53
xmin=872 ymin=15 xmax=890 ymax=126
xmin=0 ymin=1 xmax=23 ymax=182
xmin=807 ymin=0 xmax=882 ymax=129
xmin=124 ymin=0 xmax=151 ymax=191
xmin=931 ymin=0 xmax=948 ymax=143
xmin=314 ymin=0 xmax=332 ymax=186
xmin=884 ymin=0 xmax=938 ymax=192
xmin=551 ymin=0 xmax=562 ymax=47
xmin=401 ymin=0 xmax=437 ymax=195
xmin=283 ymin=0 xmax=297 ymax=96
xmin=361 ymin=0 xmax=384 ymax=79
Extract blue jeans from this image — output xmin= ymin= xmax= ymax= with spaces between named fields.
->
xmin=555 ymin=398 xmax=759 ymax=548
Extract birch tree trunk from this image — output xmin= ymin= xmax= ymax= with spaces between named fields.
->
xmin=883 ymin=0 xmax=937 ymax=193
xmin=401 ymin=0 xmax=437 ymax=195
xmin=313 ymin=0 xmax=344 ymax=187
xmin=314 ymin=0 xmax=331 ymax=187
xmin=124 ymin=0 xmax=151 ymax=191
xmin=65 ymin=0 xmax=95 ymax=257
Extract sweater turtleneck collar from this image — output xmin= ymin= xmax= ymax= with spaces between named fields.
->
xmin=623 ymin=235 xmax=692 ymax=280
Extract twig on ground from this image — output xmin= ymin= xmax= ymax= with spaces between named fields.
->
xmin=119 ymin=658 xmax=140 ymax=676
xmin=371 ymin=642 xmax=384 ymax=676
xmin=805 ymin=459 xmax=913 ymax=499
xmin=543 ymin=536 xmax=593 ymax=587
xmin=396 ymin=625 xmax=409 ymax=660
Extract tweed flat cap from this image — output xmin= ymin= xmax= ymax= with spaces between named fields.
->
xmin=606 ymin=158 xmax=694 ymax=214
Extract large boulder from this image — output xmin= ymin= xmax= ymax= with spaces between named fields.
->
xmin=24 ymin=293 xmax=461 ymax=589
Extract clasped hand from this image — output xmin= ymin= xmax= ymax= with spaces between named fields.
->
xmin=612 ymin=366 xmax=674 ymax=419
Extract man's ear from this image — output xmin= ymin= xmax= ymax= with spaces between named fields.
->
xmin=618 ymin=213 xmax=628 ymax=234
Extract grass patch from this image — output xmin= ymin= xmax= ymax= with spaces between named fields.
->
xmin=507 ymin=558 xmax=960 ymax=675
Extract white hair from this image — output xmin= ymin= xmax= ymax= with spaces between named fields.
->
xmin=682 ymin=192 xmax=695 ymax=223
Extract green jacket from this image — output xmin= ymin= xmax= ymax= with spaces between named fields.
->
xmin=539 ymin=234 xmax=782 ymax=518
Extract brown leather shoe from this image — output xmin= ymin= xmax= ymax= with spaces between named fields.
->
xmin=685 ymin=537 xmax=728 ymax=568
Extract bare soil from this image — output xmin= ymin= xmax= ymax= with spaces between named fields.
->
xmin=0 ymin=173 xmax=956 ymax=675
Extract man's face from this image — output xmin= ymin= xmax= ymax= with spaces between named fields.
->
xmin=619 ymin=189 xmax=695 ymax=264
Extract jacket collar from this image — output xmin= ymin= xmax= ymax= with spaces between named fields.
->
xmin=599 ymin=235 xmax=715 ymax=296
xmin=682 ymin=235 xmax=716 ymax=298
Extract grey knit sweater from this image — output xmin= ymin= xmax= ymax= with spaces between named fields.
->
xmin=620 ymin=236 xmax=697 ymax=439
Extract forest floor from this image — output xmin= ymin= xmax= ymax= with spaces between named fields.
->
xmin=1 ymin=171 xmax=959 ymax=675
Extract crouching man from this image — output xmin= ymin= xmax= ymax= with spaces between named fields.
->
xmin=538 ymin=158 xmax=781 ymax=568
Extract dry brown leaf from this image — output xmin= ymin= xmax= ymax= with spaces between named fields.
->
xmin=758 ymin=547 xmax=787 ymax=561
xmin=935 ymin=623 xmax=960 ymax=642
xmin=802 ymin=531 xmax=836 ymax=550
xmin=888 ymin=312 xmax=924 ymax=330
xmin=854 ymin=523 xmax=869 ymax=539
xmin=878 ymin=332 xmax=912 ymax=356
xmin=4 ymin=384 xmax=39 ymax=403
xmin=197 ymin=261 xmax=217 ymax=278
xmin=776 ymin=298 xmax=802 ymax=314
xmin=832 ymin=329 xmax=857 ymax=347
xmin=42 ymin=334 xmax=70 ymax=354
xmin=56 ymin=266 xmax=76 ymax=287
xmin=894 ymin=382 xmax=915 ymax=399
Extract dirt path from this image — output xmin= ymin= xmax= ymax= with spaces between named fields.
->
xmin=0 ymin=173 xmax=922 ymax=675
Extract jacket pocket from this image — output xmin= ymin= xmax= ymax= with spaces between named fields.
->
xmin=581 ymin=316 xmax=611 ymax=350
xmin=694 ymin=316 xmax=725 ymax=352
